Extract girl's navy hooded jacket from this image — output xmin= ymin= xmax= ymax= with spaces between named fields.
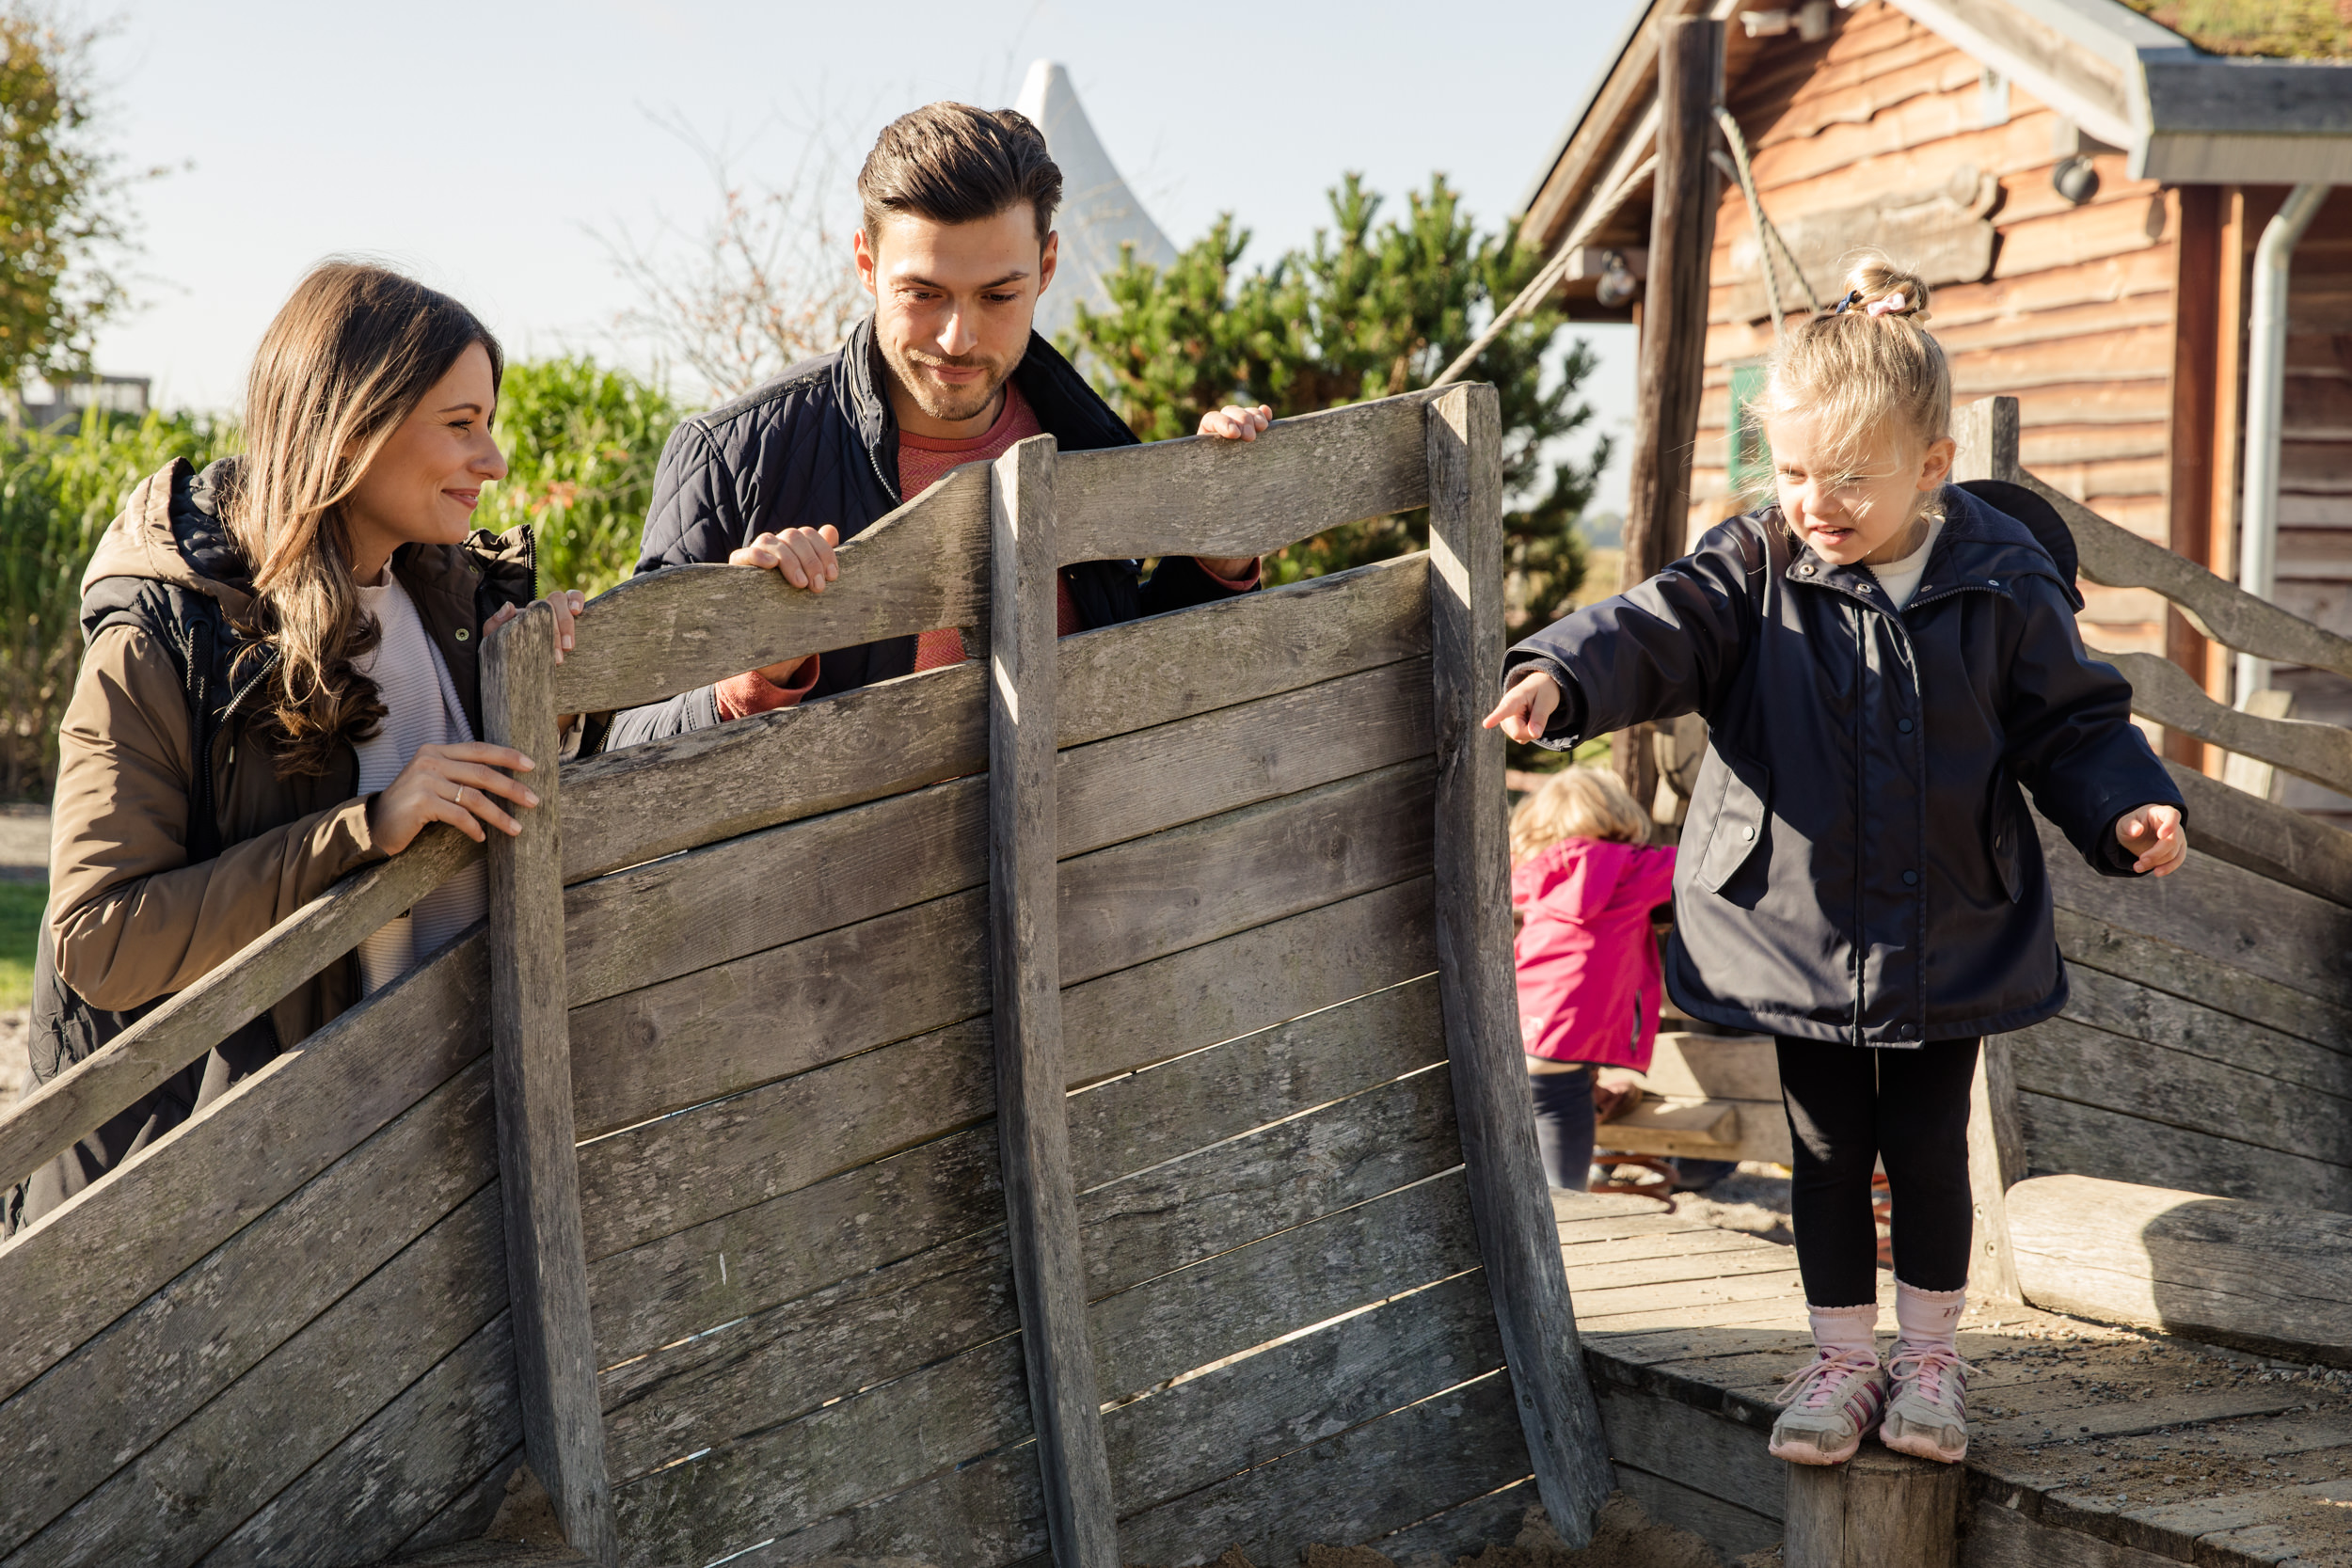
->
xmin=1504 ymin=484 xmax=2184 ymax=1049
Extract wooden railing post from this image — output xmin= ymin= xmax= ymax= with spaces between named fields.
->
xmin=484 ymin=604 xmax=615 ymax=1566
xmin=1426 ymin=384 xmax=1614 ymax=1546
xmin=1965 ymin=1036 xmax=2026 ymax=1304
xmin=1950 ymin=395 xmax=2022 ymax=483
xmin=989 ymin=434 xmax=1120 ymax=1568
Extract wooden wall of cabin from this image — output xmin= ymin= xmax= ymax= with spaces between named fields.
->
xmin=1692 ymin=1 xmax=2181 ymax=681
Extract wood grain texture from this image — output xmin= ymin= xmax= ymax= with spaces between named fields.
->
xmin=2040 ymin=815 xmax=2352 ymax=1009
xmin=1369 ymin=1475 xmax=1539 ymax=1563
xmin=0 ymin=1057 xmax=498 ymax=1556
xmin=1053 ymin=389 xmax=1441 ymax=562
xmin=2008 ymin=1174 xmax=2352 ymax=1366
xmin=484 ymin=606 xmax=613 ymax=1565
xmin=1967 ymin=1035 xmax=2026 ymax=1303
xmin=988 ymin=435 xmax=1118 ymax=1568
xmin=8 ymin=1184 xmax=508 ymax=1568
xmin=1598 ymin=1386 xmax=1786 ymax=1522
xmin=548 ymin=463 xmax=991 ymax=716
xmin=0 ymin=821 xmax=476 ymax=1195
xmin=2016 ymin=1090 xmax=2352 ymax=1212
xmin=2162 ymin=760 xmax=2352 ymax=911
xmin=1783 ymin=1445 xmax=1963 ymax=1568
xmin=1426 ymin=383 xmax=1613 ymax=1542
xmin=559 ymin=549 xmax=1431 ymax=888
xmin=0 ymin=928 xmax=488 ymax=1410
xmin=2097 ymin=647 xmax=2352 ymax=800
xmin=2052 ymin=907 xmax=2352 ymax=1057
xmin=2057 ymin=962 xmax=2352 ymax=1088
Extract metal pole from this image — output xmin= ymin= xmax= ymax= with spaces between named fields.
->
xmin=2235 ymin=182 xmax=2328 ymax=706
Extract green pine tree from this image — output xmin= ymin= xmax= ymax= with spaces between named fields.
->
xmin=1064 ymin=173 xmax=1611 ymax=635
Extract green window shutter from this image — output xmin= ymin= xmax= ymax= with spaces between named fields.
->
xmin=1728 ymin=358 xmax=1771 ymax=507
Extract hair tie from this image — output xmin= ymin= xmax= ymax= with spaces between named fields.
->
xmin=1865 ymin=291 xmax=1910 ymax=318
xmin=1830 ymin=290 xmax=1863 ymax=315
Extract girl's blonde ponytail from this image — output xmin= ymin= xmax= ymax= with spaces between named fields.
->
xmin=1745 ymin=254 xmax=1952 ymax=487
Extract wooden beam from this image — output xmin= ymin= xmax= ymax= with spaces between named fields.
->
xmin=2094 ymin=648 xmax=2352 ymax=801
xmin=483 ymin=605 xmax=614 ymax=1566
xmin=1784 ymin=1447 xmax=1963 ymax=1568
xmin=987 ymin=434 xmax=1119 ymax=1568
xmin=1425 ymin=383 xmax=1613 ymax=1546
xmin=2165 ymin=184 xmax=2222 ymax=772
xmin=1617 ymin=15 xmax=1723 ymax=813
xmin=2203 ymin=186 xmax=2252 ymax=744
xmin=1964 ymin=1036 xmax=2026 ymax=1305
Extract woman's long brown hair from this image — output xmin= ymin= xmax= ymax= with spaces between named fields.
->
xmin=228 ymin=261 xmax=503 ymax=777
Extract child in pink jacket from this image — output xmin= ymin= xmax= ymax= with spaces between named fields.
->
xmin=1511 ymin=766 xmax=1677 ymax=1190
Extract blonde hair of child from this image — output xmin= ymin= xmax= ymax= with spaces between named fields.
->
xmin=1510 ymin=765 xmax=1653 ymax=863
xmin=1742 ymin=255 xmax=1951 ymax=505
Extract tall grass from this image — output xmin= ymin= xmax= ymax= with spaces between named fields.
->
xmin=475 ymin=356 xmax=683 ymax=596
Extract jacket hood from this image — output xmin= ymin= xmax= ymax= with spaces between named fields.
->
xmin=1513 ymin=836 xmax=1666 ymax=923
xmin=80 ymin=457 xmax=256 ymax=626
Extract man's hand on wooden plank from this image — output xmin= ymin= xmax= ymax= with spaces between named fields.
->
xmin=728 ymin=524 xmax=839 ymax=687
xmin=1192 ymin=404 xmax=1274 ymax=583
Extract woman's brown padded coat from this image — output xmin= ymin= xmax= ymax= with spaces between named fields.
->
xmin=23 ymin=457 xmax=532 ymax=1223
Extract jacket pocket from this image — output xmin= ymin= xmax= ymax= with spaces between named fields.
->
xmin=1989 ymin=769 xmax=2026 ymax=903
xmin=1695 ymin=748 xmax=1772 ymax=894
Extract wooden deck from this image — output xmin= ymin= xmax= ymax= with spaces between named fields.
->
xmin=1558 ymin=1192 xmax=2352 ymax=1567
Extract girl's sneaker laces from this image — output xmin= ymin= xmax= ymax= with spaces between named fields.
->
xmin=1770 ymin=1347 xmax=1886 ymax=1465
xmin=1882 ymin=1342 xmax=1975 ymax=1463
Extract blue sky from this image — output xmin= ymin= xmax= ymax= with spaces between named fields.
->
xmin=87 ymin=0 xmax=1644 ymax=504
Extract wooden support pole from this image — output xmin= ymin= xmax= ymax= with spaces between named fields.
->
xmin=484 ymin=605 xmax=616 ymax=1566
xmin=1950 ymin=394 xmax=2021 ymax=484
xmin=1618 ymin=15 xmax=1724 ymax=813
xmin=2165 ymin=185 xmax=2223 ymax=772
xmin=1965 ymin=1035 xmax=2026 ymax=1305
xmin=1426 ymin=384 xmax=1614 ymax=1547
xmin=1785 ymin=1447 xmax=1963 ymax=1568
xmin=989 ymin=434 xmax=1120 ymax=1568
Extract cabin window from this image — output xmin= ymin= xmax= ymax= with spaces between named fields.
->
xmin=1729 ymin=357 xmax=1772 ymax=506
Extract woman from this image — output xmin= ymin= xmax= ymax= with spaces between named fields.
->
xmin=15 ymin=261 xmax=588 ymax=1229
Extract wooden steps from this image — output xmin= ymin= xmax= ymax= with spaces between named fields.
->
xmin=1554 ymin=1191 xmax=2352 ymax=1566
xmin=1596 ymin=1032 xmax=1794 ymax=1165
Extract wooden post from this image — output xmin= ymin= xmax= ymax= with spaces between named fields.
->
xmin=483 ymin=604 xmax=616 ymax=1566
xmin=2166 ymin=185 xmax=2223 ymax=772
xmin=1785 ymin=1447 xmax=1964 ymax=1568
xmin=1950 ymin=395 xmax=2021 ymax=484
xmin=1618 ymin=15 xmax=1724 ymax=813
xmin=1965 ymin=1035 xmax=2027 ymax=1304
xmin=2204 ymin=186 xmax=2254 ymax=753
xmin=989 ymin=434 xmax=1120 ymax=1568
xmin=1426 ymin=384 xmax=1614 ymax=1546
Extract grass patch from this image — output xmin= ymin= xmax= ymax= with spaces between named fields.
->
xmin=0 ymin=882 xmax=44 ymax=1011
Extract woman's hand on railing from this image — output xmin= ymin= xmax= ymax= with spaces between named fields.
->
xmin=485 ymin=589 xmax=590 ymax=663
xmin=2116 ymin=803 xmax=2187 ymax=878
xmin=369 ymin=742 xmax=542 ymax=852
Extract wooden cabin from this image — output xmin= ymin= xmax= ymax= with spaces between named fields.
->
xmin=1518 ymin=0 xmax=2352 ymax=825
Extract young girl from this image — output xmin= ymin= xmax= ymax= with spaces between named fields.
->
xmin=1485 ymin=260 xmax=2186 ymax=1468
xmin=21 ymin=262 xmax=589 ymax=1228
xmin=1510 ymin=766 xmax=1677 ymax=1192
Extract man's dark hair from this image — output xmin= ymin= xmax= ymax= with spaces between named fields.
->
xmin=858 ymin=103 xmax=1062 ymax=248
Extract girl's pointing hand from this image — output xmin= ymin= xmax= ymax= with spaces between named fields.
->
xmin=1483 ymin=669 xmax=1561 ymax=745
xmin=2117 ymin=802 xmax=2186 ymax=877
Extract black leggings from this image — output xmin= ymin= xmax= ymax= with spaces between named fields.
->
xmin=1528 ymin=1067 xmax=1596 ymax=1192
xmin=1773 ymin=1036 xmax=1979 ymax=1306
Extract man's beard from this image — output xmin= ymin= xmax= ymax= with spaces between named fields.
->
xmin=881 ymin=339 xmax=1015 ymax=425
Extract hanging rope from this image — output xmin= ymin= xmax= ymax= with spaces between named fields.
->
xmin=1712 ymin=105 xmax=1819 ymax=341
xmin=1431 ymin=153 xmax=1658 ymax=388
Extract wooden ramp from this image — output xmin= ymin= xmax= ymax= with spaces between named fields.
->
xmin=1559 ymin=1193 xmax=2352 ymax=1568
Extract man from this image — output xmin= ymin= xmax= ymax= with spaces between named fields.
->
xmin=606 ymin=102 xmax=1272 ymax=745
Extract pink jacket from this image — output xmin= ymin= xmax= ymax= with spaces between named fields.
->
xmin=1512 ymin=837 xmax=1678 ymax=1071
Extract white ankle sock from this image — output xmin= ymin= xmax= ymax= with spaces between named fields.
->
xmin=1894 ymin=1280 xmax=1965 ymax=1352
xmin=1807 ymin=1301 xmax=1880 ymax=1358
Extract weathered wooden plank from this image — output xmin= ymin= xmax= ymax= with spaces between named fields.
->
xmin=2162 ymin=760 xmax=2352 ymax=911
xmin=1057 ymin=657 xmax=1432 ymax=860
xmin=0 ymin=822 xmax=476 ymax=1196
xmin=0 ymin=929 xmax=488 ymax=1409
xmin=1785 ymin=1445 xmax=1963 ymax=1568
xmin=1368 ymin=1475 xmax=1536 ymax=1562
xmin=2009 ymin=1015 xmax=2352 ymax=1168
xmin=988 ymin=434 xmax=1116 ymax=1568
xmin=386 ymin=1446 xmax=528 ymax=1564
xmin=1969 ymin=1034 xmax=2027 ymax=1304
xmin=0 ymin=1057 xmax=498 ymax=1556
xmin=1113 ymin=1370 xmax=1530 ymax=1566
xmin=1060 ymin=759 xmax=1436 ymax=987
xmin=2040 ymin=815 xmax=2352 ymax=1008
xmin=1066 ymin=975 xmax=1445 ymax=1188
xmin=1427 ymin=381 xmax=1612 ymax=1541
xmin=1599 ymin=1386 xmax=1788 ymax=1522
xmin=207 ymin=1315 xmax=524 ymax=1568
xmin=2009 ymin=1174 xmax=2352 ymax=1365
xmin=485 ymin=606 xmax=613 ymax=1565
xmin=1963 ymin=1498 xmax=2195 ymax=1568
xmin=2016 ymin=1091 xmax=2352 ymax=1212
xmin=1053 ymin=390 xmax=1440 ymax=563
xmin=10 ymin=1184 xmax=509 ymax=1568
xmin=356 ymin=1539 xmax=583 ymax=1568
xmin=1640 ymin=1033 xmax=1780 ymax=1101
xmin=2058 ymin=963 xmax=2352 ymax=1089
xmin=746 ymin=1449 xmax=1044 ymax=1568
xmin=550 ymin=464 xmax=991 ymax=717
xmin=582 ymin=887 xmax=1437 ymax=1355
xmin=2053 ymin=907 xmax=2352 ymax=1055
xmin=2099 ymin=647 xmax=2352 ymax=800
xmin=560 ymin=549 xmax=1432 ymax=888
xmin=1611 ymin=1467 xmax=1783 ymax=1560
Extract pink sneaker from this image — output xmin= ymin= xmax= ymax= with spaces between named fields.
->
xmin=1770 ymin=1348 xmax=1886 ymax=1465
xmin=1882 ymin=1342 xmax=1973 ymax=1463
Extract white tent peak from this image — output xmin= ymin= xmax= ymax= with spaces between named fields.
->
xmin=1014 ymin=59 xmax=1178 ymax=341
